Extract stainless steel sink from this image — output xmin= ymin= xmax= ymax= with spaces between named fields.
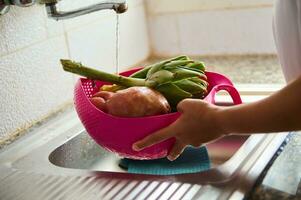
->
xmin=49 ymin=131 xmax=129 ymax=173
xmin=0 ymin=107 xmax=289 ymax=200
xmin=49 ymin=129 xmax=248 ymax=173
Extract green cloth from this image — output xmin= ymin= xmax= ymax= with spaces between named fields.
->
xmin=119 ymin=146 xmax=210 ymax=175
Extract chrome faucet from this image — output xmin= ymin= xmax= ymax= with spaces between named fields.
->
xmin=0 ymin=0 xmax=128 ymax=19
xmin=45 ymin=0 xmax=127 ymax=20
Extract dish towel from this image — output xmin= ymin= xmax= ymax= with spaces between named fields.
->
xmin=119 ymin=146 xmax=210 ymax=175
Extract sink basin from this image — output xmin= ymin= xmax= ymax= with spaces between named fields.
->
xmin=49 ymin=131 xmax=249 ymax=172
xmin=50 ymin=131 xmax=129 ymax=173
xmin=0 ymin=107 xmax=289 ymax=200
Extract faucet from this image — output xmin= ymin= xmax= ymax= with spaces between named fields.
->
xmin=0 ymin=0 xmax=128 ymax=19
xmin=44 ymin=0 xmax=128 ymax=20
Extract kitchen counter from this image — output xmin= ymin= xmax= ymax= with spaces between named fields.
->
xmin=249 ymin=132 xmax=301 ymax=199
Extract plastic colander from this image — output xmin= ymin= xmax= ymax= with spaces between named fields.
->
xmin=74 ymin=67 xmax=242 ymax=160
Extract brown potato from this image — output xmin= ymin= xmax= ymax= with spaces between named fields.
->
xmin=106 ymin=87 xmax=171 ymax=117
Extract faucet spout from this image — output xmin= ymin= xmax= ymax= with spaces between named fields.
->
xmin=46 ymin=0 xmax=128 ymax=21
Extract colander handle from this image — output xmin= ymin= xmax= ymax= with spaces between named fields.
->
xmin=204 ymin=84 xmax=242 ymax=105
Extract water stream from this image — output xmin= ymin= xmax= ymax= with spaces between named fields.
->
xmin=115 ymin=14 xmax=120 ymax=74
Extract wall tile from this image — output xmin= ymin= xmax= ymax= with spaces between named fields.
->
xmin=66 ymin=15 xmax=117 ymax=73
xmin=127 ymin=0 xmax=145 ymax=7
xmin=148 ymin=15 xmax=180 ymax=57
xmin=62 ymin=0 xmax=144 ymax=31
xmin=67 ymin=4 xmax=150 ymax=73
xmin=1 ymin=5 xmax=47 ymax=53
xmin=0 ymin=36 xmax=72 ymax=138
xmin=177 ymin=8 xmax=276 ymax=55
xmin=63 ymin=10 xmax=114 ymax=31
xmin=119 ymin=4 xmax=150 ymax=70
xmin=44 ymin=12 xmax=65 ymax=38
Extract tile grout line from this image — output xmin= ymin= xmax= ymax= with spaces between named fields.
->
xmin=149 ymin=4 xmax=273 ymax=16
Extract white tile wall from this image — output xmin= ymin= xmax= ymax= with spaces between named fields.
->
xmin=45 ymin=14 xmax=65 ymax=38
xmin=62 ymin=0 xmax=144 ymax=31
xmin=67 ymin=4 xmax=150 ymax=72
xmin=148 ymin=7 xmax=276 ymax=57
xmin=177 ymin=8 xmax=276 ymax=55
xmin=0 ymin=36 xmax=71 ymax=139
xmin=1 ymin=5 xmax=47 ymax=54
xmin=67 ymin=15 xmax=117 ymax=72
xmin=119 ymin=4 xmax=150 ymax=70
xmin=0 ymin=1 xmax=150 ymax=140
xmin=148 ymin=15 xmax=180 ymax=56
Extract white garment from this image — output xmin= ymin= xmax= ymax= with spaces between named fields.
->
xmin=273 ymin=0 xmax=301 ymax=83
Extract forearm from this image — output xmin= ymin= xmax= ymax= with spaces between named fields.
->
xmin=219 ymin=75 xmax=301 ymax=134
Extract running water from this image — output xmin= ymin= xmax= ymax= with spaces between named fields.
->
xmin=115 ymin=14 xmax=120 ymax=74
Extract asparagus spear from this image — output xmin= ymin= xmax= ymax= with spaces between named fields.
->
xmin=61 ymin=60 xmax=145 ymax=87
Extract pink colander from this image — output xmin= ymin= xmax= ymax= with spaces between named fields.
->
xmin=74 ymin=67 xmax=242 ymax=160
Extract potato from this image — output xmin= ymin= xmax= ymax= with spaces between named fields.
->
xmin=90 ymin=87 xmax=171 ymax=117
xmin=106 ymin=87 xmax=170 ymax=117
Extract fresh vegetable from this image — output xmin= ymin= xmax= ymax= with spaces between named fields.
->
xmin=90 ymin=87 xmax=170 ymax=117
xmin=61 ymin=55 xmax=208 ymax=109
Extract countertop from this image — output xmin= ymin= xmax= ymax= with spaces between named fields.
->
xmin=249 ymin=132 xmax=301 ymax=200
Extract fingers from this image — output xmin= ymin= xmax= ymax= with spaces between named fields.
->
xmin=132 ymin=125 xmax=175 ymax=151
xmin=167 ymin=140 xmax=186 ymax=161
xmin=176 ymin=99 xmax=189 ymax=113
xmin=90 ymin=97 xmax=107 ymax=112
xmin=177 ymin=98 xmax=202 ymax=113
xmin=92 ymin=91 xmax=114 ymax=100
xmin=177 ymin=98 xmax=209 ymax=113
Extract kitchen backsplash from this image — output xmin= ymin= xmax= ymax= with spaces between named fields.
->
xmin=0 ymin=0 xmax=150 ymax=141
xmin=146 ymin=1 xmax=276 ymax=57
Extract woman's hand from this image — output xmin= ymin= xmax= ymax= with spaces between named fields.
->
xmin=133 ymin=75 xmax=301 ymax=161
xmin=132 ymin=99 xmax=228 ymax=161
